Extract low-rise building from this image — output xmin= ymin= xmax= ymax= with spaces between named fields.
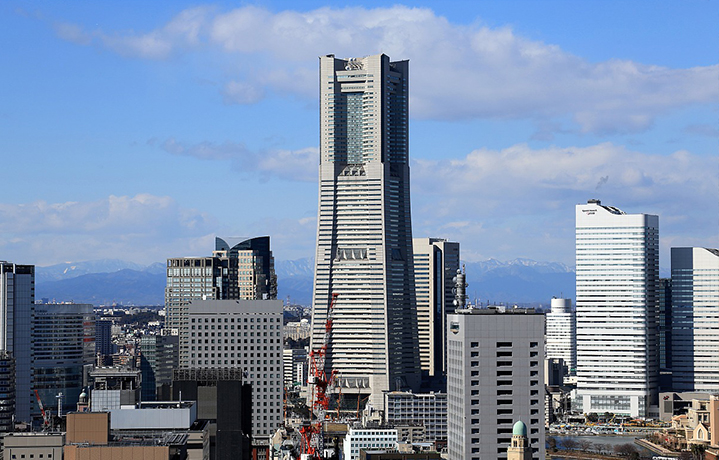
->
xmin=384 ymin=392 xmax=446 ymax=445
xmin=3 ymin=432 xmax=64 ymax=460
xmin=344 ymin=428 xmax=398 ymax=460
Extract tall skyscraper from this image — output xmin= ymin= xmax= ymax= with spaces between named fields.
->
xmin=545 ymin=298 xmax=576 ymax=376
xmin=311 ymin=53 xmax=420 ymax=409
xmin=166 ymin=236 xmax=277 ymax=336
xmin=412 ymin=237 xmax=460 ymax=383
xmin=446 ymin=307 xmax=545 ymax=460
xmin=575 ymin=199 xmax=659 ymax=417
xmin=671 ymin=247 xmax=719 ymax=392
xmin=0 ymin=262 xmax=34 ymax=422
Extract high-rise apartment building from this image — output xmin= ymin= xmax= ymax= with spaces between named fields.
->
xmin=671 ymin=247 xmax=719 ymax=392
xmin=166 ymin=236 xmax=277 ymax=337
xmin=179 ymin=299 xmax=283 ymax=452
xmin=413 ymin=238 xmax=460 ymax=383
xmin=33 ymin=303 xmax=95 ymax=415
xmin=446 ymin=307 xmax=545 ymax=460
xmin=575 ymin=199 xmax=659 ymax=417
xmin=545 ymin=298 xmax=575 ymax=376
xmin=311 ymin=53 xmax=420 ymax=410
xmin=0 ymin=262 xmax=34 ymax=422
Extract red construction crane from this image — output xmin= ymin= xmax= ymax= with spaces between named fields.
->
xmin=300 ymin=292 xmax=338 ymax=459
xmin=34 ymin=389 xmax=50 ymax=428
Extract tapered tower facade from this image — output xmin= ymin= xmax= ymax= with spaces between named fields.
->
xmin=311 ymin=54 xmax=420 ymax=409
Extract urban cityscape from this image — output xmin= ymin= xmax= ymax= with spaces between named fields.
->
xmin=0 ymin=3 xmax=717 ymax=460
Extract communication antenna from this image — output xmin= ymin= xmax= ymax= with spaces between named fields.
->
xmin=452 ymin=265 xmax=468 ymax=309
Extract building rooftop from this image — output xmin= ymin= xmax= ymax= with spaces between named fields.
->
xmin=455 ymin=306 xmax=539 ymax=315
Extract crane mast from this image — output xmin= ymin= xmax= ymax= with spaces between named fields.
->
xmin=300 ymin=292 xmax=338 ymax=459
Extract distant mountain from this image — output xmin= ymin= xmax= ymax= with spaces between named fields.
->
xmin=32 ymin=256 xmax=583 ymax=307
xmin=275 ymin=258 xmax=314 ymax=305
xmin=36 ymin=259 xmax=164 ymax=283
xmin=35 ymin=269 xmax=165 ymax=306
xmin=273 ymin=257 xmax=576 ymax=306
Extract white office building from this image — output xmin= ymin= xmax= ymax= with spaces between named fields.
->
xmin=385 ymin=391 xmax=447 ymax=444
xmin=311 ymin=53 xmax=420 ymax=410
xmin=575 ymin=199 xmax=659 ymax=417
xmin=545 ymin=298 xmax=576 ymax=376
xmin=283 ymin=348 xmax=307 ymax=389
xmin=671 ymin=247 xmax=719 ymax=392
xmin=179 ymin=299 xmax=283 ymax=445
xmin=447 ymin=307 xmax=545 ymax=460
xmin=412 ymin=238 xmax=460 ymax=381
xmin=343 ymin=428 xmax=398 ymax=460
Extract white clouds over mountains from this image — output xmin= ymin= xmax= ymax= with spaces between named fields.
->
xmin=0 ymin=195 xmax=216 ymax=265
xmin=411 ymin=143 xmax=718 ymax=263
xmin=54 ymin=5 xmax=717 ymax=135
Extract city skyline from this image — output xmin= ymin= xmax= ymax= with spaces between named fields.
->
xmin=1 ymin=1 xmax=717 ymax=269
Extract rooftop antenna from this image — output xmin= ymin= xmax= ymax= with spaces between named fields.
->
xmin=453 ymin=265 xmax=468 ymax=309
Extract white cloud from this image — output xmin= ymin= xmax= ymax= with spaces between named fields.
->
xmin=411 ymin=143 xmax=718 ymax=264
xmin=0 ymin=194 xmax=217 ymax=265
xmin=52 ymin=5 xmax=719 ymax=134
xmin=155 ymin=138 xmax=317 ymax=182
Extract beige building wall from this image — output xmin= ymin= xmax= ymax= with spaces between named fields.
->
xmin=66 ymin=412 xmax=110 ymax=444
xmin=64 ymin=445 xmax=170 ymax=460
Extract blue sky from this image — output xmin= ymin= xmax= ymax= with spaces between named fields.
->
xmin=0 ymin=1 xmax=716 ymax=268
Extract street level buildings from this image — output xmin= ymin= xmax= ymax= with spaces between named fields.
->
xmin=446 ymin=307 xmax=545 ymax=460
xmin=671 ymin=247 xmax=719 ymax=392
xmin=575 ymin=199 xmax=659 ymax=417
xmin=412 ymin=238 xmax=460 ymax=383
xmin=311 ymin=53 xmax=420 ymax=410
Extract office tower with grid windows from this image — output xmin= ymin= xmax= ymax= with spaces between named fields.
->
xmin=179 ymin=299 xmax=283 ymax=454
xmin=0 ymin=262 xmax=34 ymax=423
xmin=166 ymin=236 xmax=277 ymax=338
xmin=575 ymin=199 xmax=659 ymax=417
xmin=671 ymin=247 xmax=719 ymax=392
xmin=33 ymin=303 xmax=95 ymax=416
xmin=545 ymin=298 xmax=575 ymax=376
xmin=413 ymin=238 xmax=460 ymax=383
xmin=311 ymin=53 xmax=420 ymax=410
xmin=446 ymin=307 xmax=545 ymax=460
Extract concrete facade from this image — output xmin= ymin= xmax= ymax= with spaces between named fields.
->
xmin=446 ymin=307 xmax=545 ymax=460
xmin=671 ymin=247 xmax=719 ymax=392
xmin=412 ymin=238 xmax=460 ymax=382
xmin=179 ymin=299 xmax=283 ymax=447
xmin=545 ymin=298 xmax=575 ymax=377
xmin=384 ymin=391 xmax=447 ymax=444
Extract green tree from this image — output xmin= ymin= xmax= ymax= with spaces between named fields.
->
xmin=690 ymin=443 xmax=706 ymax=460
